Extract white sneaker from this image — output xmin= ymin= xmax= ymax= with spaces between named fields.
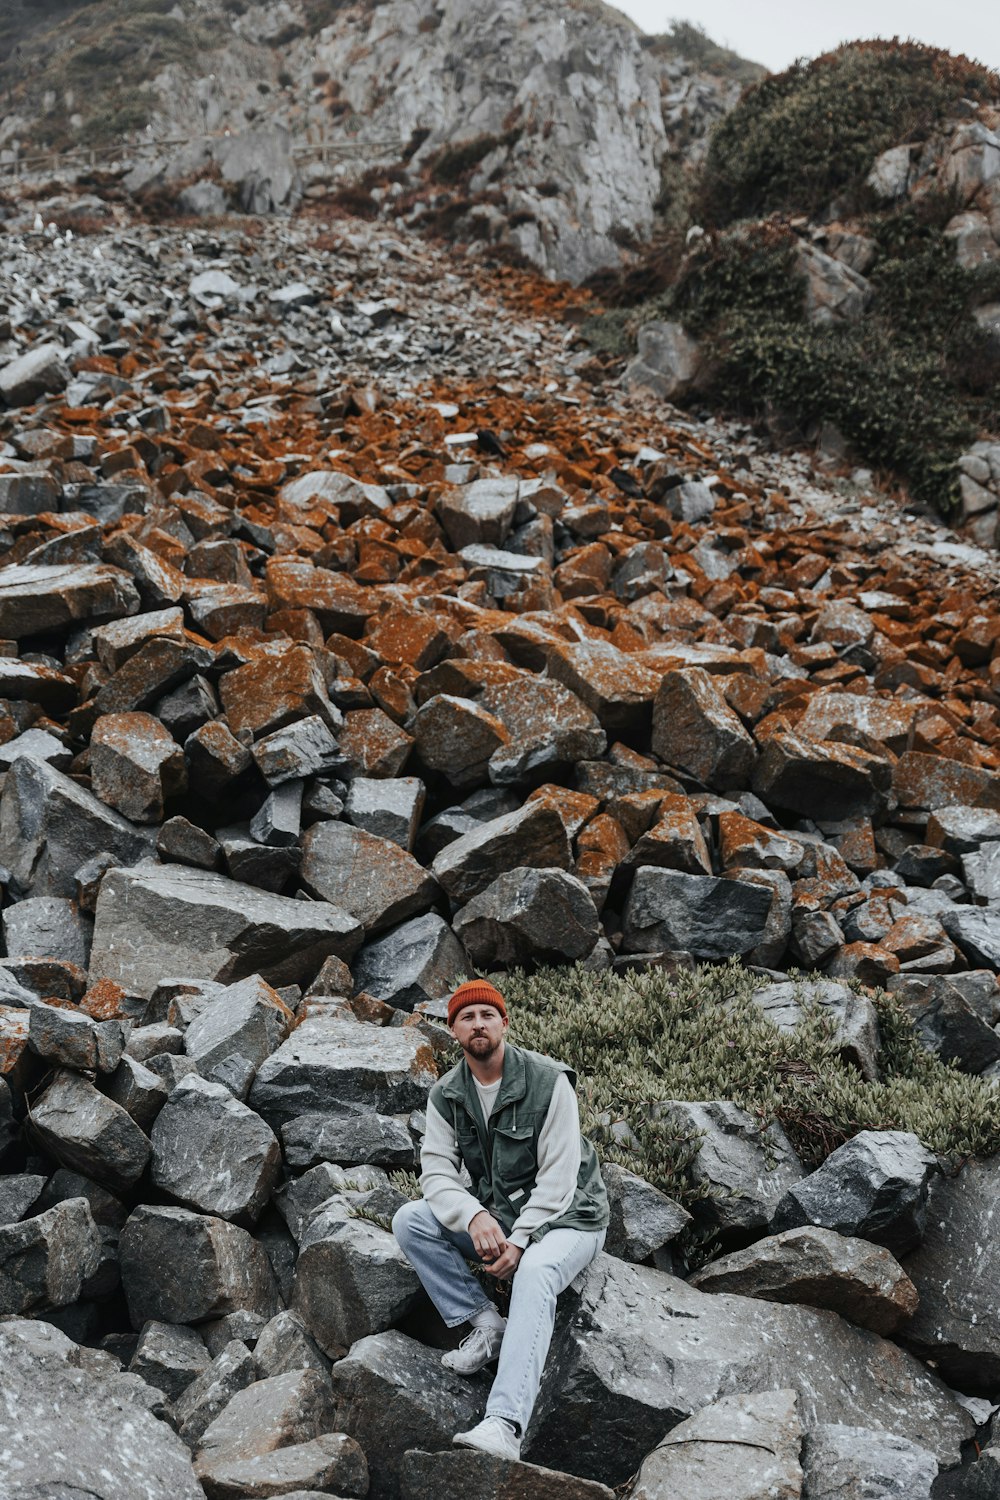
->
xmin=441 ymin=1319 xmax=507 ymax=1375
xmin=453 ymin=1415 xmax=521 ymax=1461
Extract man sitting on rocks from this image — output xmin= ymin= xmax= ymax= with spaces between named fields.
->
xmin=393 ymin=978 xmax=609 ymax=1461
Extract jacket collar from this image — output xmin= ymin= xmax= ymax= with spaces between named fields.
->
xmin=441 ymin=1042 xmax=528 ymax=1113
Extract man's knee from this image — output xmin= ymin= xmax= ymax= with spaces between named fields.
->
xmin=392 ymin=1196 xmax=433 ymax=1245
xmin=391 ymin=1197 xmax=422 ymax=1244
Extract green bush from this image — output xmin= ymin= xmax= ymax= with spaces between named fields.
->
xmin=591 ymin=197 xmax=997 ymax=511
xmin=700 ymin=40 xmax=999 ymax=224
xmin=498 ymin=960 xmax=1000 ymax=1239
xmin=429 ymin=129 xmax=522 ymax=186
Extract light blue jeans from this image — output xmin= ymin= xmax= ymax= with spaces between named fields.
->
xmin=393 ymin=1198 xmax=605 ymax=1436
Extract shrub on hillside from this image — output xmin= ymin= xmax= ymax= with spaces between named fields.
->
xmin=699 ymin=40 xmax=999 ymax=224
xmin=498 ymin=959 xmax=1000 ymax=1255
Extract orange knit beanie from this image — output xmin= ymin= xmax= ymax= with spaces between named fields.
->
xmin=447 ymin=979 xmax=507 ymax=1027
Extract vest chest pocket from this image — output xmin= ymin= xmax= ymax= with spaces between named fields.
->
xmin=493 ymin=1123 xmax=537 ymax=1185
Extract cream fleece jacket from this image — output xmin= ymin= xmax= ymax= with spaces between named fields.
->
xmin=420 ymin=1071 xmax=582 ymax=1249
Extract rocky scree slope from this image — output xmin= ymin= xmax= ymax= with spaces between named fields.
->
xmin=2 ymin=210 xmax=1000 ymax=1496
xmin=0 ymin=0 xmax=760 ymax=282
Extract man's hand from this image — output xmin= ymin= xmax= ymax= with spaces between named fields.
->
xmin=484 ymin=1242 xmax=523 ymax=1280
xmin=468 ymin=1210 xmax=507 ymax=1262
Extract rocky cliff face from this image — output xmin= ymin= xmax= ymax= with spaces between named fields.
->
xmin=0 ymin=0 xmax=755 ymax=281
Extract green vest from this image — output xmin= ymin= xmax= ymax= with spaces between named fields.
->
xmin=428 ymin=1043 xmax=609 ymax=1241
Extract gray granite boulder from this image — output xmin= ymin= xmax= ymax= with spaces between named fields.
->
xmin=900 ymin=1156 xmax=1000 ymax=1388
xmin=129 ymin=1319 xmax=210 ymax=1402
xmin=749 ymin=978 xmax=881 ymax=1082
xmin=454 ymin=865 xmax=600 ymax=967
xmin=352 ymin=911 xmax=466 ymax=1011
xmin=659 ymin=1100 xmax=806 ymax=1242
xmin=432 ymin=801 xmax=572 ymax=905
xmin=193 ymin=1367 xmax=340 ymax=1469
xmin=801 ymin=1423 xmax=937 ymax=1499
xmin=292 ymin=1208 xmax=422 ymax=1357
xmin=0 ymin=753 xmax=153 ymax=898
xmin=282 ymin=1108 xmax=415 ymax=1170
xmin=330 ymin=1329 xmax=488 ymax=1500
xmin=182 ymin=973 xmax=294 ymax=1096
xmin=525 ymin=1255 xmax=971 ymax=1482
xmin=622 ymin=869 xmax=774 ymax=959
xmin=628 ymin=1388 xmax=802 ymax=1500
xmin=249 ymin=1009 xmax=437 ymax=1127
xmin=119 ymin=1204 xmax=280 ymax=1329
xmin=28 ymin=999 xmax=125 ymax=1074
xmin=90 ymin=862 xmax=362 ymax=997
xmin=601 ymin=1162 xmax=691 ymax=1266
xmin=689 ymin=1225 xmax=919 ymax=1335
xmin=198 ymin=1430 xmax=369 ymax=1500
xmin=151 ymin=1074 xmax=281 ymax=1222
xmin=772 ymin=1131 xmax=937 ymax=1257
xmin=301 ymin=820 xmax=440 ymax=934
xmin=0 ymin=1196 xmax=102 ymax=1314
xmin=401 ymin=1449 xmax=615 ymax=1500
xmin=0 ymin=1317 xmax=204 ymax=1499
xmin=172 ymin=1339 xmax=257 ymax=1451
xmin=29 ymin=1070 xmax=151 ymax=1193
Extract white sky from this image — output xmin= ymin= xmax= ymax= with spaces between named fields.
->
xmin=612 ymin=1 xmax=1000 ymax=74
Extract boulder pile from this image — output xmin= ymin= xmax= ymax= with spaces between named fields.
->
xmin=2 ymin=212 xmax=1000 ymax=1495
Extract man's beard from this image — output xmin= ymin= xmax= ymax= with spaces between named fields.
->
xmin=465 ymin=1033 xmax=500 ymax=1058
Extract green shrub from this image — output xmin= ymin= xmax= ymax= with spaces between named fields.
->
xmin=700 ymin=40 xmax=999 ymax=224
xmin=593 ymin=201 xmax=996 ymax=511
xmin=498 ymin=960 xmax=1000 ymax=1233
xmin=645 ymin=20 xmax=765 ymax=85
xmin=429 ymin=129 xmax=522 ymax=185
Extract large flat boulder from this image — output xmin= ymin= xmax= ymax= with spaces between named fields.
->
xmin=526 ymin=1255 xmax=972 ymax=1482
xmin=90 ymin=863 xmax=362 ymax=997
xmin=249 ymin=1009 xmax=437 ymax=1127
xmin=689 ymin=1225 xmax=919 ymax=1335
xmin=401 ymin=1449 xmax=616 ymax=1500
xmin=0 ymin=561 xmax=138 ymax=637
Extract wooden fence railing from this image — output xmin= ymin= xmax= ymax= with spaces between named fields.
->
xmin=0 ymin=132 xmax=402 ymax=179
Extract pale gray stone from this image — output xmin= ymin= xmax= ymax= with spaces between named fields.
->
xmin=802 ymin=1423 xmax=936 ymax=1499
xmin=628 ymin=1388 xmax=802 ymax=1500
